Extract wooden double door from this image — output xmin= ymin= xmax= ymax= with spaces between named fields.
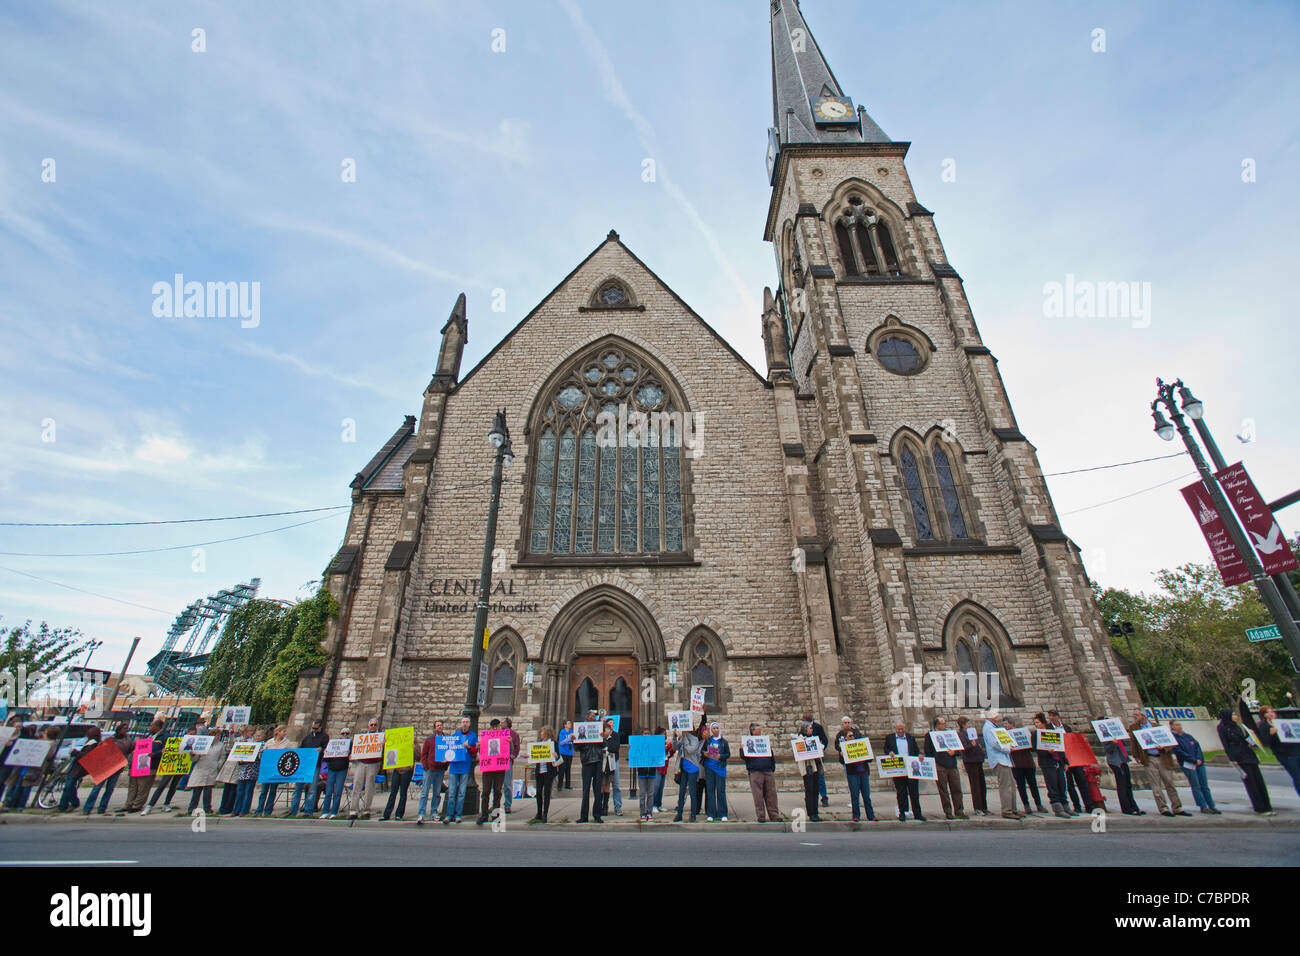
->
xmin=568 ymin=655 xmax=639 ymax=734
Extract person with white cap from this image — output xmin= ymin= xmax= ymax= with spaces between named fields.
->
xmin=702 ymin=721 xmax=731 ymax=821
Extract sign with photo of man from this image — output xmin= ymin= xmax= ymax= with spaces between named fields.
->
xmin=1091 ymin=718 xmax=1128 ymax=742
xmin=741 ymin=735 xmax=772 ymax=759
xmin=1132 ymin=726 xmax=1176 ymax=750
xmin=667 ymin=711 xmax=694 ymax=732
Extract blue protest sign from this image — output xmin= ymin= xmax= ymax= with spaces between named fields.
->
xmin=257 ymin=748 xmax=318 ymax=783
xmin=628 ymin=734 xmax=666 ymax=769
xmin=434 ymin=735 xmax=463 ymax=762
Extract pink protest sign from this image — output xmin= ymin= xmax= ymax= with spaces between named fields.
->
xmin=129 ymin=739 xmax=153 ymax=777
xmin=479 ymin=729 xmax=511 ymax=772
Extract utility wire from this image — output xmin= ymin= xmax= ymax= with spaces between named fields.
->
xmin=1058 ymin=472 xmax=1198 ymax=517
xmin=0 ymin=565 xmax=169 ymax=614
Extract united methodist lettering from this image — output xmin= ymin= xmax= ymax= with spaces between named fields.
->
xmin=289 ymin=2 xmax=1138 ymax=741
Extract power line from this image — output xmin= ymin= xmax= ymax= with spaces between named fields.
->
xmin=1059 ymin=472 xmax=1198 ymax=517
xmin=0 ymin=505 xmax=348 ymax=528
xmin=0 ymin=511 xmax=346 ymax=558
xmin=1041 ymin=452 xmax=1183 ymax=478
xmin=0 ymin=566 xmax=169 ymax=614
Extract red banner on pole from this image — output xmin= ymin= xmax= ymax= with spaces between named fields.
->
xmin=1180 ymin=479 xmax=1250 ymax=585
xmin=1214 ymin=462 xmax=1299 ymax=575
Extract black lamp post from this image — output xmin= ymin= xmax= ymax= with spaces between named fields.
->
xmin=459 ymin=409 xmax=514 ymax=818
xmin=1152 ymin=378 xmax=1300 ymax=669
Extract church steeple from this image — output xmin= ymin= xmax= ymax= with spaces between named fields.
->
xmin=770 ymin=0 xmax=890 ymax=147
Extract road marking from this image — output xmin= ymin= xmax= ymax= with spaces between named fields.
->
xmin=0 ymin=860 xmax=137 ymax=866
xmin=799 ymin=842 xmax=822 ymax=846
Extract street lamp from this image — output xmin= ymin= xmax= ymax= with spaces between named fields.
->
xmin=1151 ymin=378 xmax=1300 ymax=673
xmin=460 ymin=409 xmax=514 ymax=818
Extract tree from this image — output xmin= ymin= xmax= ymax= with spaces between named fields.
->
xmin=256 ymin=589 xmax=336 ymax=723
xmin=0 ymin=619 xmax=93 ymax=700
xmin=1095 ymin=550 xmax=1298 ymax=711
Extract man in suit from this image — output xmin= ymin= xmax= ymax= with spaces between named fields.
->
xmin=1128 ymin=709 xmax=1191 ymax=817
xmin=882 ymin=720 xmax=925 ymax=821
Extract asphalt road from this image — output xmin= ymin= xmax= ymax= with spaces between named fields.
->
xmin=2 ymin=821 xmax=1298 ymax=866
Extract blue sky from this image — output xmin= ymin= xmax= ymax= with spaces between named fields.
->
xmin=1 ymin=0 xmax=1297 ymax=671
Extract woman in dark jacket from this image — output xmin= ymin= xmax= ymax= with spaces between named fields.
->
xmin=1032 ymin=714 xmax=1071 ymax=818
xmin=1007 ymin=725 xmax=1045 ymax=814
xmin=1217 ymin=707 xmax=1272 ymax=814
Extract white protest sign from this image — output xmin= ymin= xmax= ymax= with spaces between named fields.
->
xmin=1091 ymin=718 xmax=1128 ymax=743
xmin=1133 ymin=726 xmax=1176 ymax=750
xmin=741 ymin=735 xmax=772 ymax=759
xmin=3 ymin=739 xmax=52 ymax=768
xmin=928 ymin=729 xmax=963 ymax=752
xmin=689 ymin=686 xmax=707 ymax=715
xmin=790 ymin=735 xmax=824 ymax=761
xmin=180 ymin=735 xmax=214 ymax=754
xmin=907 ymin=756 xmax=937 ymax=780
xmin=323 ymin=738 xmax=352 ymax=758
xmin=667 ymin=711 xmax=694 ymax=732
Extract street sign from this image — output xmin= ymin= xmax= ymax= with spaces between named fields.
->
xmin=1246 ymin=624 xmax=1282 ymax=643
xmin=476 ymin=661 xmax=488 ymax=706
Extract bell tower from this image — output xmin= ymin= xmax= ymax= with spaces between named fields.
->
xmin=763 ymin=0 xmax=1137 ymax=728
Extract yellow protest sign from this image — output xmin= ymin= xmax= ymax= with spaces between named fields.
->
xmin=877 ymin=755 xmax=907 ymax=778
xmin=993 ymin=728 xmax=1017 ymax=750
xmin=382 ymin=726 xmax=415 ymax=769
xmin=841 ymin=738 xmax=874 ymax=764
xmin=527 ymin=742 xmax=555 ymax=763
xmin=157 ymin=737 xmax=192 ymax=776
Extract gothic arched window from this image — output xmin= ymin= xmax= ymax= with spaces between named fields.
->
xmin=593 ymin=280 xmax=630 ymax=308
xmin=947 ymin=605 xmax=1015 ymax=708
xmin=931 ymin=445 xmax=969 ymax=539
xmin=528 ymin=342 xmax=687 ymax=558
xmin=899 ymin=444 xmax=935 ymax=541
xmin=835 ymin=195 xmax=903 ymax=278
xmin=681 ymin=628 xmax=726 ymax=712
xmin=485 ymin=636 xmax=521 ymax=712
xmin=893 ymin=430 xmax=977 ymax=544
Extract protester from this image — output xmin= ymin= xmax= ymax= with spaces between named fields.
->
xmin=840 ymin=727 xmax=875 ymax=822
xmin=1217 ymin=707 xmax=1272 ymax=815
xmin=740 ymin=722 xmax=780 ymax=823
xmin=54 ymin=727 xmax=101 ymax=812
xmin=382 ymin=757 xmax=415 ymax=822
xmin=502 ymin=716 xmax=521 ymax=814
xmin=982 ymin=716 xmax=1022 ymax=819
xmin=1238 ymin=696 xmax=1300 ymax=798
xmin=604 ymin=717 xmax=623 ymax=816
xmin=1032 ymin=713 xmax=1072 ymax=818
xmin=1128 ymin=709 xmax=1190 ymax=817
xmin=1170 ymin=719 xmax=1219 ymax=814
xmin=233 ymin=728 xmax=265 ymax=817
xmin=654 ymin=726 xmax=672 ymax=813
xmin=349 ymin=717 xmax=383 ymax=820
xmin=832 ymin=716 xmax=854 ymax=783
xmin=1097 ymin=716 xmax=1142 ymax=815
xmin=186 ymin=733 xmax=229 ymax=816
xmin=1006 ymin=717 xmax=1045 ymax=814
xmin=146 ymin=719 xmax=206 ymax=814
xmin=82 ymin=723 xmax=132 ymax=816
xmin=925 ymin=716 xmax=966 ymax=820
xmin=956 ymin=715 xmax=988 ymax=816
xmin=702 ymin=721 xmax=730 ymax=822
xmin=797 ymin=720 xmax=824 ymax=822
xmin=802 ymin=711 xmax=830 ymax=808
xmin=289 ymin=719 xmax=329 ymax=817
xmin=671 ymin=718 xmax=705 ymax=823
xmin=122 ymin=719 xmax=165 ymax=813
xmin=556 ymin=720 xmax=575 ymax=790
xmin=254 ymin=724 xmax=294 ymax=816
xmin=321 ymin=727 xmax=352 ymax=819
xmin=883 ymin=720 xmax=925 ymax=821
xmin=216 ymin=727 xmax=249 ymax=815
xmin=531 ymin=725 xmax=558 ymax=824
xmin=416 ymin=720 xmax=448 ymax=825
xmin=477 ymin=718 xmax=508 ymax=826
xmin=444 ymin=717 xmax=477 ymax=825
xmin=635 ymin=728 xmax=658 ymax=822
xmin=1047 ymin=710 xmax=1090 ymax=812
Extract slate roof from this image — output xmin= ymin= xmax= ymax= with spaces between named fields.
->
xmin=350 ymin=415 xmax=416 ymax=491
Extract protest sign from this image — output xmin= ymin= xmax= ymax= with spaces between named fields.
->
xmin=1007 ymin=727 xmax=1033 ymax=750
xmin=258 ymin=747 xmax=318 ymax=784
xmin=1133 ymin=726 xmax=1176 ymax=750
xmin=4 ymin=738 xmax=51 ymax=768
xmin=907 ymin=756 xmax=938 ymax=781
xmin=1064 ymin=733 xmax=1097 ymax=767
xmin=323 ymin=737 xmax=351 ymax=758
xmin=992 ymin=728 xmax=1016 ymax=750
xmin=218 ymin=706 xmax=251 ymax=726
xmin=841 ymin=738 xmax=874 ymax=763
xmin=1035 ymin=729 xmax=1066 ymax=752
xmin=383 ymin=727 xmax=415 ymax=769
xmin=629 ymin=734 xmax=667 ymax=768
xmin=129 ymin=739 xmax=153 ymax=776
xmin=349 ymin=732 xmax=383 ymax=760
xmin=180 ymin=735 xmax=214 ymax=755
xmin=157 ymin=738 xmax=191 ymax=776
xmin=572 ymin=721 xmax=602 ymax=744
xmin=1276 ymin=720 xmax=1300 ymax=744
xmin=1091 ymin=718 xmax=1128 ymax=743
xmin=55 ymin=737 xmax=89 ymax=762
xmin=433 ymin=735 xmax=462 ymax=763
xmin=791 ymin=735 xmax=824 ymax=761
xmin=877 ymin=755 xmax=907 ymax=778
xmin=229 ymin=741 xmax=263 ymax=763
xmin=527 ymin=741 xmax=555 ymax=763
xmin=741 ymin=735 xmax=772 ymax=759
xmin=78 ymin=740 xmax=127 ymax=784
xmin=479 ymin=728 xmax=511 ymax=771
xmin=689 ymin=685 xmax=707 ymax=715
xmin=928 ymin=730 xmax=963 ymax=752
xmin=667 ymin=711 xmax=694 ymax=732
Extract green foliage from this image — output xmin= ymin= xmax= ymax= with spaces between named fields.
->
xmin=200 ymin=589 xmax=338 ymax=725
xmin=0 ymin=618 xmax=92 ymax=682
xmin=1095 ymin=547 xmax=1298 ymax=710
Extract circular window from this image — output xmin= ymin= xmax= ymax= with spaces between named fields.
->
xmin=876 ymin=336 xmax=923 ymax=375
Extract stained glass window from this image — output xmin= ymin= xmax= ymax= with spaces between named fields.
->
xmin=900 ymin=448 xmax=934 ymax=540
xmin=932 ymin=446 xmax=969 ymax=538
xmin=877 ymin=337 xmax=921 ymax=374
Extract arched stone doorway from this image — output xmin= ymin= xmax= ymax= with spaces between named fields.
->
xmin=539 ymin=585 xmax=665 ymax=735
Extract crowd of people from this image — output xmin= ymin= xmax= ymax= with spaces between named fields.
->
xmin=2 ymin=695 xmax=1296 ymax=824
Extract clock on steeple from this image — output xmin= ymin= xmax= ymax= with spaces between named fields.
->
xmin=810 ymin=85 xmax=854 ymax=127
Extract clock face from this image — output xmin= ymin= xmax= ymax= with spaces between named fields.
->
xmin=810 ymin=95 xmax=854 ymax=125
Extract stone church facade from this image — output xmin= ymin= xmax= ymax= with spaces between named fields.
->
xmin=289 ymin=1 xmax=1137 ymax=743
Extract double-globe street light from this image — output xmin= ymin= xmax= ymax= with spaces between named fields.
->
xmin=458 ymin=409 xmax=514 ymax=819
xmin=1150 ymin=378 xmax=1300 ymax=674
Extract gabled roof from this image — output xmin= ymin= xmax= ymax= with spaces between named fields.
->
xmin=350 ymin=415 xmax=416 ymax=491
xmin=455 ymin=230 xmax=770 ymax=390
xmin=771 ymin=0 xmax=890 ymax=146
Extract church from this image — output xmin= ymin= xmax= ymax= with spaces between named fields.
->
xmin=288 ymin=2 xmax=1138 ymax=743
